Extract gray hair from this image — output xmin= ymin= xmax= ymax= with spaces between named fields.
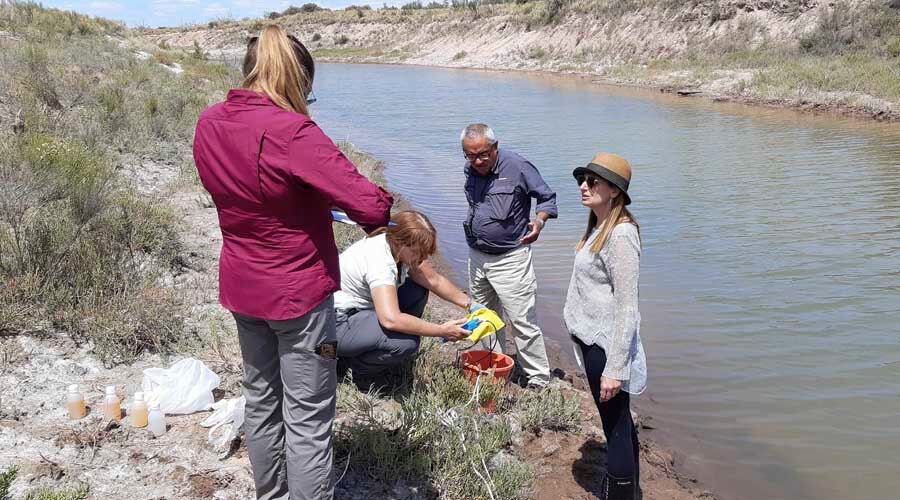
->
xmin=460 ymin=123 xmax=497 ymax=145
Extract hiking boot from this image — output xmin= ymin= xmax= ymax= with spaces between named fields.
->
xmin=602 ymin=474 xmax=635 ymax=500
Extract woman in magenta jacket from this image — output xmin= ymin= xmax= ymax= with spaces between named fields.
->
xmin=193 ymin=26 xmax=392 ymax=500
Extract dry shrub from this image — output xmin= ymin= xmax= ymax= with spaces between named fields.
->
xmin=0 ymin=3 xmax=242 ymax=366
xmin=335 ymin=341 xmax=535 ymax=498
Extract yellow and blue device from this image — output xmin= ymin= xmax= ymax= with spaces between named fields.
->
xmin=462 ymin=308 xmax=505 ymax=343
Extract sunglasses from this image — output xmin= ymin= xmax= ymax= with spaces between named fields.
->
xmin=576 ymin=174 xmax=605 ymax=188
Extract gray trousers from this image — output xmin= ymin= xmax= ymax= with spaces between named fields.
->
xmin=336 ymin=281 xmax=429 ymax=380
xmin=233 ymin=296 xmax=337 ymax=500
xmin=469 ymin=245 xmax=551 ymax=386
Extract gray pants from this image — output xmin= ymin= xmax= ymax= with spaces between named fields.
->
xmin=336 ymin=281 xmax=429 ymax=381
xmin=233 ymin=296 xmax=337 ymax=500
xmin=468 ymin=245 xmax=551 ymax=386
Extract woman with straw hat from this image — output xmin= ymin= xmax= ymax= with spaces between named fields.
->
xmin=564 ymin=153 xmax=647 ymax=500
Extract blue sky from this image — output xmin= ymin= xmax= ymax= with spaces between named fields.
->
xmin=43 ymin=1 xmax=381 ymax=28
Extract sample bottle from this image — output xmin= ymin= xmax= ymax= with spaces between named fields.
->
xmin=130 ymin=391 xmax=148 ymax=428
xmin=147 ymin=402 xmax=166 ymax=437
xmin=103 ymin=385 xmax=121 ymax=421
xmin=66 ymin=384 xmax=86 ymax=420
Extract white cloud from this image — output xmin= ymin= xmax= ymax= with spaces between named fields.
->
xmin=45 ymin=0 xmax=382 ymax=28
xmin=203 ymin=2 xmax=229 ymax=17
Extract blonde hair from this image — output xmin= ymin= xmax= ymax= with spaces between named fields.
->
xmin=242 ymin=25 xmax=313 ymax=115
xmin=370 ymin=211 xmax=438 ymax=263
xmin=576 ymin=183 xmax=640 ymax=253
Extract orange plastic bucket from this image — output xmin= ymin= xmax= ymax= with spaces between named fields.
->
xmin=460 ymin=350 xmax=514 ymax=383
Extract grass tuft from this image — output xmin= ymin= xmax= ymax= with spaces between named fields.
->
xmin=333 ymin=340 xmax=555 ymax=498
xmin=23 ymin=484 xmax=90 ymax=500
xmin=516 ymin=387 xmax=582 ymax=433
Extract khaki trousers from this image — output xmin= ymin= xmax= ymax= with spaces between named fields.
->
xmin=468 ymin=246 xmax=551 ymax=386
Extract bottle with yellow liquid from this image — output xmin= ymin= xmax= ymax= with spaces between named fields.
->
xmin=66 ymin=384 xmax=86 ymax=420
xmin=103 ymin=385 xmax=121 ymax=422
xmin=130 ymin=392 xmax=148 ymax=428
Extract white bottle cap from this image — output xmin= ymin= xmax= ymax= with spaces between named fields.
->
xmin=134 ymin=391 xmax=144 ymax=402
xmin=68 ymin=384 xmax=79 ymax=393
xmin=148 ymin=402 xmax=160 ymax=411
xmin=105 ymin=386 xmax=116 ymax=396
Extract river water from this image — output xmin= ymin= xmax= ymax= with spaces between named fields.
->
xmin=310 ymin=63 xmax=900 ymax=500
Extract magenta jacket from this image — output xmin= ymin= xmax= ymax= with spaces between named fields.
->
xmin=193 ymin=89 xmax=393 ymax=320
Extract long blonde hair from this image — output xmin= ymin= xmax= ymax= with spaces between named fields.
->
xmin=242 ymin=25 xmax=314 ymax=115
xmin=576 ymin=186 xmax=640 ymax=253
xmin=369 ymin=211 xmax=438 ymax=263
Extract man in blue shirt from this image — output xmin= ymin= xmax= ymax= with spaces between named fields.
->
xmin=461 ymin=123 xmax=557 ymax=388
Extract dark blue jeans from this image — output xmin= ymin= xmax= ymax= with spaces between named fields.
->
xmin=575 ymin=336 xmax=640 ymax=481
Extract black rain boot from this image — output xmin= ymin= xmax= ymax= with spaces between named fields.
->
xmin=604 ymin=474 xmax=636 ymax=500
xmin=632 ymin=429 xmax=642 ymax=499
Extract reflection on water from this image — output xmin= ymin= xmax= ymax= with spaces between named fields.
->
xmin=311 ymin=63 xmax=900 ymax=500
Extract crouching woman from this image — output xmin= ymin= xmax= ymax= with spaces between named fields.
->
xmin=335 ymin=210 xmax=473 ymax=386
xmin=564 ymin=153 xmax=647 ymax=500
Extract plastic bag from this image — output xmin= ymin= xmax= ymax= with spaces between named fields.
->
xmin=199 ymin=396 xmax=245 ymax=451
xmin=141 ymin=358 xmax=220 ymax=415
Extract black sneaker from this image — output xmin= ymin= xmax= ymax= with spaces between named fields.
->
xmin=525 ymin=381 xmax=548 ymax=391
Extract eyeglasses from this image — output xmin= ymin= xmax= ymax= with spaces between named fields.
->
xmin=463 ymin=146 xmax=495 ymax=163
xmin=576 ymin=174 xmax=603 ymax=188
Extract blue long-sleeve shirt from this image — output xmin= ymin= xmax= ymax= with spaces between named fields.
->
xmin=463 ymin=149 xmax=558 ymax=254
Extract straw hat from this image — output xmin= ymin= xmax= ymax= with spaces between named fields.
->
xmin=572 ymin=152 xmax=632 ymax=205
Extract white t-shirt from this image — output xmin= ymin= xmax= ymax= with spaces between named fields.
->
xmin=333 ymin=233 xmax=409 ymax=312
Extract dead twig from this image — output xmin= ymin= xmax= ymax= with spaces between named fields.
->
xmin=335 ymin=450 xmax=352 ymax=486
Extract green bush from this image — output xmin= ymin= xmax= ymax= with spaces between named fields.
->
xmin=334 ymin=342 xmax=534 ymax=499
xmin=1 ymin=134 xmax=183 ymax=365
xmin=0 ymin=3 xmax=240 ymax=365
xmin=516 ymin=387 xmax=582 ymax=433
xmin=191 ymin=40 xmax=206 ymax=60
xmin=272 ymin=3 xmax=324 ymax=16
xmin=0 ymin=2 xmax=122 ymax=38
xmin=889 ymin=38 xmax=900 ymax=58
xmin=23 ymin=484 xmax=89 ymax=500
xmin=19 ymin=44 xmax=63 ymax=111
xmin=526 ymin=45 xmax=547 ymax=59
xmin=545 ymin=0 xmax=565 ymax=23
xmin=0 ymin=466 xmax=17 ymax=500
